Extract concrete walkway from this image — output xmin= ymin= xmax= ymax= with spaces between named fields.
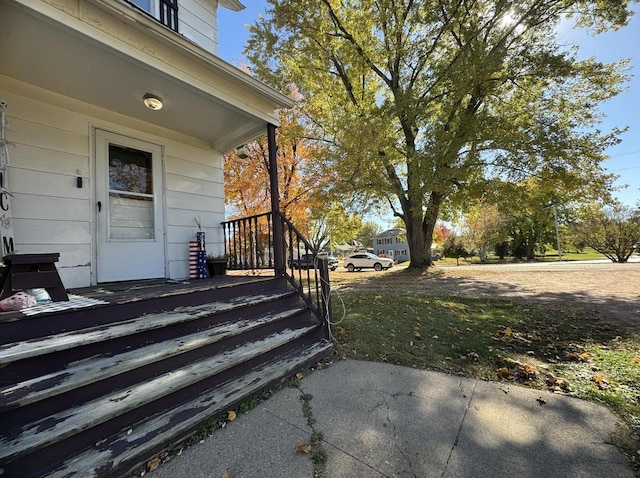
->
xmin=147 ymin=360 xmax=634 ymax=478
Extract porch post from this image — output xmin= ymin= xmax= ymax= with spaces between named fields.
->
xmin=267 ymin=123 xmax=285 ymax=276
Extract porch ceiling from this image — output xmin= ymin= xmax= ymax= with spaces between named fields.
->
xmin=0 ymin=1 xmax=290 ymax=152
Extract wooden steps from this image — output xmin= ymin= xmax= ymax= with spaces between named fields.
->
xmin=46 ymin=342 xmax=332 ymax=478
xmin=0 ymin=290 xmax=295 ymax=364
xmin=0 ymin=278 xmax=331 ymax=477
xmin=0 ymin=305 xmax=307 ymax=411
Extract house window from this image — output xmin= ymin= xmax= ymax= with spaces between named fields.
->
xmin=129 ymin=0 xmax=178 ymax=32
xmin=160 ymin=0 xmax=179 ymax=31
xmin=131 ymin=0 xmax=151 ymax=9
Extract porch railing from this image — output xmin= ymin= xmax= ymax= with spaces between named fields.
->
xmin=221 ymin=213 xmax=331 ymax=337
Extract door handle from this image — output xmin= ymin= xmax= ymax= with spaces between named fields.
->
xmin=97 ymin=201 xmax=102 ymax=212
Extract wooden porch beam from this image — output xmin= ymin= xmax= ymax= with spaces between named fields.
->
xmin=267 ymin=123 xmax=285 ymax=276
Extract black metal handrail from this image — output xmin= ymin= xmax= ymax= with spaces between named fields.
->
xmin=222 ymin=212 xmax=331 ymax=338
xmin=222 ymin=212 xmax=274 ymax=270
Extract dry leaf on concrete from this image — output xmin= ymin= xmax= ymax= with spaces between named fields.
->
xmin=294 ymin=442 xmax=312 ymax=454
xmin=147 ymin=457 xmax=161 ymax=472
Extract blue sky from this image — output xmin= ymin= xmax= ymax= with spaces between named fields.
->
xmin=218 ymin=3 xmax=640 ymax=208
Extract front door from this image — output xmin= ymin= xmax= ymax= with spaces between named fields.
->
xmin=95 ymin=129 xmax=165 ymax=283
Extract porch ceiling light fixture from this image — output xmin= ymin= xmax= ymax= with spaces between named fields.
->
xmin=142 ymin=93 xmax=163 ymax=111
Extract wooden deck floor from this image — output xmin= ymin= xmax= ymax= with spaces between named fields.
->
xmin=72 ymin=272 xmax=274 ymax=301
xmin=0 ymin=272 xmax=274 ymax=324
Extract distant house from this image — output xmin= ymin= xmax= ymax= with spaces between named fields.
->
xmin=373 ymin=228 xmax=410 ymax=262
xmin=334 ymin=242 xmax=356 ymax=257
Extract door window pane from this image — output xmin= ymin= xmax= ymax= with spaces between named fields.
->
xmin=108 ymin=194 xmax=154 ymax=240
xmin=109 ymin=144 xmax=153 ymax=194
xmin=108 ymin=144 xmax=155 ymax=240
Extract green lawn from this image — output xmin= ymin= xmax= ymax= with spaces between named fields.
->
xmin=332 ymin=292 xmax=640 ymax=472
xmin=435 ymin=247 xmax=609 ymax=266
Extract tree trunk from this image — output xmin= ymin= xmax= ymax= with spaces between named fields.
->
xmin=526 ymin=245 xmax=535 ymax=260
xmin=405 ymin=192 xmax=442 ymax=270
xmin=406 ymin=210 xmax=428 ymax=268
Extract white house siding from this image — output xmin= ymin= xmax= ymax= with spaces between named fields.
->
xmin=164 ymin=144 xmax=226 ymax=279
xmin=179 ymin=0 xmax=219 ymax=55
xmin=0 ymin=77 xmax=226 ymax=288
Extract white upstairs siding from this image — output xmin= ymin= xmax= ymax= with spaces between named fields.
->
xmin=125 ymin=0 xmax=221 ymax=55
xmin=179 ymin=0 xmax=219 ymax=55
xmin=1 ymin=76 xmax=226 ymax=288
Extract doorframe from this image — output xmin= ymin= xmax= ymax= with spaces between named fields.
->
xmin=91 ymin=126 xmax=168 ymax=285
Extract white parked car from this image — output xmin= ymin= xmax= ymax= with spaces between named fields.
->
xmin=344 ymin=253 xmax=394 ymax=272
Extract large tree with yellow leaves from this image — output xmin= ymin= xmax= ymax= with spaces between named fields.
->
xmin=246 ymin=0 xmax=634 ymax=269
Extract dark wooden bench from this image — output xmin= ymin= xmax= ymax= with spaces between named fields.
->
xmin=0 ymin=253 xmax=68 ymax=301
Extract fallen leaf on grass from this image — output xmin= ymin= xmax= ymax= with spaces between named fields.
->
xmin=467 ymin=352 xmax=479 ymax=362
xmin=633 ymin=357 xmax=640 ymax=364
xmin=335 ymin=327 xmax=346 ymax=336
xmin=503 ymin=327 xmax=512 ymax=338
xmin=592 ymin=375 xmax=606 ymax=388
xmin=147 ymin=457 xmax=161 ymax=472
xmin=496 ymin=367 xmax=511 ymax=378
xmin=565 ymin=352 xmax=590 ymax=362
xmin=546 ymin=374 xmax=571 ymax=393
xmin=294 ymin=442 xmax=312 ymax=454
xmin=227 ymin=410 xmax=237 ymax=421
xmin=521 ymin=363 xmax=537 ymax=377
xmin=497 ymin=358 xmax=537 ymax=382
xmin=511 ymin=332 xmax=533 ymax=344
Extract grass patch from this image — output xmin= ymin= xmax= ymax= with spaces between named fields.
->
xmin=435 ymin=247 xmax=609 ymax=266
xmin=332 ymin=292 xmax=640 ymax=470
